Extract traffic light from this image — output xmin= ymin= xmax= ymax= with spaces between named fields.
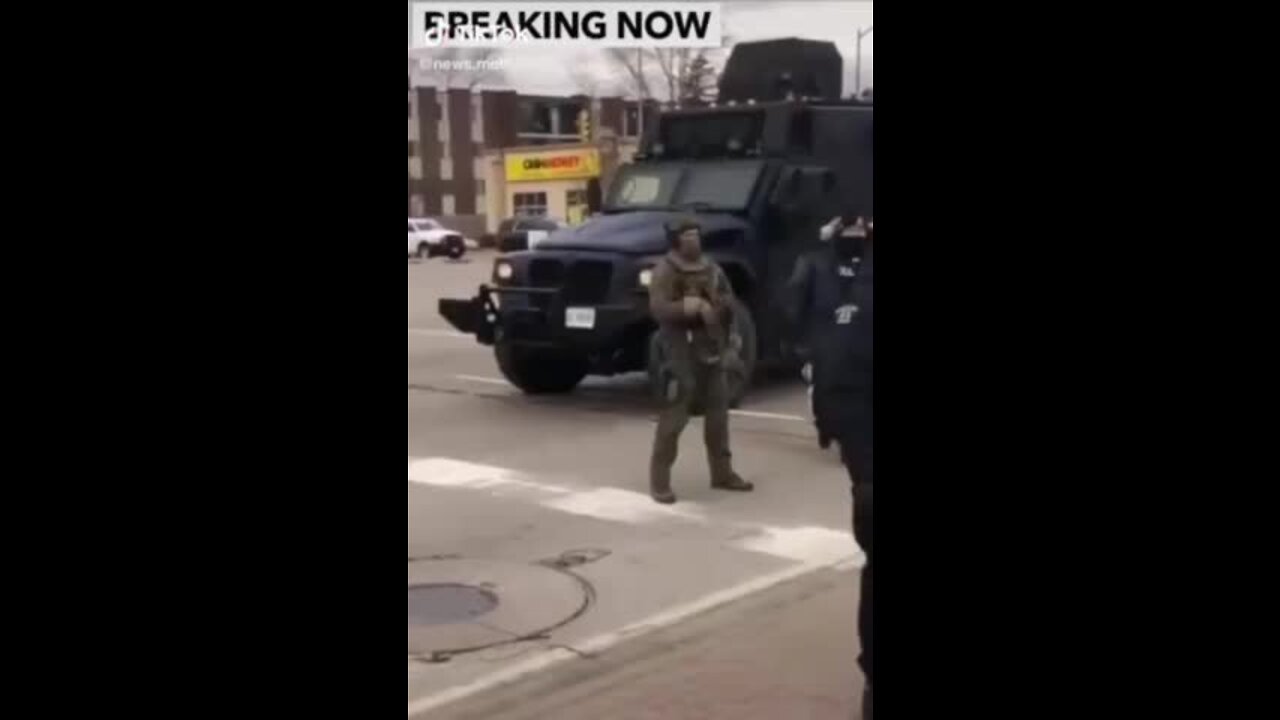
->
xmin=578 ymin=109 xmax=591 ymax=144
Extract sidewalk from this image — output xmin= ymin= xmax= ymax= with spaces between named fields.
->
xmin=427 ymin=566 xmax=865 ymax=720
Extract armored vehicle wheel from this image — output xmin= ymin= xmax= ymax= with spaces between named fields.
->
xmin=495 ymin=343 xmax=589 ymax=395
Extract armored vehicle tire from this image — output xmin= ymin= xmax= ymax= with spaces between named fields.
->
xmin=647 ymin=297 xmax=758 ymax=408
xmin=495 ymin=343 xmax=589 ymax=395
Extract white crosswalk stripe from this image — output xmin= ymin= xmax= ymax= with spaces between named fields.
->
xmin=408 ymin=456 xmax=863 ymax=568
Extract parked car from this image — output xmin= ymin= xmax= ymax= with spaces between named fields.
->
xmin=496 ymin=217 xmax=570 ymax=253
xmin=408 ymin=218 xmax=466 ymax=260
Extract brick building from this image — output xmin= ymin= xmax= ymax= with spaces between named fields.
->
xmin=408 ymin=76 xmax=652 ymax=236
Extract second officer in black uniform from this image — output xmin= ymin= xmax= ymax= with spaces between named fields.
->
xmin=782 ymin=215 xmax=874 ymax=719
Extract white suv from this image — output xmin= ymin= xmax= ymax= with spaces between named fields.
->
xmin=408 ymin=218 xmax=466 ymax=260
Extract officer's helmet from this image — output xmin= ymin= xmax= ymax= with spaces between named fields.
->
xmin=665 ymin=216 xmax=702 ymax=248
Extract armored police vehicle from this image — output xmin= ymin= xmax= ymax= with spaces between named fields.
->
xmin=438 ymin=38 xmax=873 ymax=402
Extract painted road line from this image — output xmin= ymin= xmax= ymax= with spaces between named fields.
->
xmin=541 ymin=486 xmax=710 ymax=524
xmin=455 ymin=374 xmax=511 ymax=387
xmin=729 ymin=409 xmax=808 ymax=422
xmin=408 ymin=458 xmax=707 ymax=522
xmin=448 ymin=376 xmax=807 ymax=422
xmin=406 ymin=456 xmax=863 ymax=717
xmin=408 ymin=328 xmax=472 ymax=339
xmin=406 ymin=457 xmax=861 ymax=560
xmin=406 ymin=559 xmax=854 ymax=718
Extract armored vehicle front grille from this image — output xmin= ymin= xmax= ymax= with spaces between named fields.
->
xmin=529 ymin=259 xmax=566 ymax=288
xmin=563 ymin=261 xmax=614 ymax=305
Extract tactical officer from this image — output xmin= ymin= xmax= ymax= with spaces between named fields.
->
xmin=783 ymin=215 xmax=874 ymax=718
xmin=648 ymin=218 xmax=753 ymax=505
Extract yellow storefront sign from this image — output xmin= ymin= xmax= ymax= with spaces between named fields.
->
xmin=506 ymin=148 xmax=600 ymax=183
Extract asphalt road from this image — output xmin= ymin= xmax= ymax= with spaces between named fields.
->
xmin=408 ymin=253 xmax=863 ymax=717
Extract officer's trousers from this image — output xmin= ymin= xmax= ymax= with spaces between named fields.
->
xmin=650 ymin=362 xmax=733 ymax=492
xmin=840 ymin=420 xmax=874 ymax=690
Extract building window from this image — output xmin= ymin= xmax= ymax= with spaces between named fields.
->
xmin=410 ymin=195 xmax=426 ymax=217
xmin=408 ymin=141 xmax=417 ymax=157
xmin=441 ymin=158 xmax=453 ymax=181
xmin=513 ymin=192 xmax=548 ymax=218
xmin=566 ymin=189 xmax=589 ymax=224
xmin=518 ymin=99 xmax=553 ymax=134
xmin=624 ymin=106 xmax=641 ymax=137
xmin=476 ymin=179 xmax=486 ymax=196
xmin=516 ymin=98 xmax=590 ymax=142
xmin=442 ymin=194 xmax=456 ymax=216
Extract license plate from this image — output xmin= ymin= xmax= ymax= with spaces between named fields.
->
xmin=565 ymin=307 xmax=596 ymax=329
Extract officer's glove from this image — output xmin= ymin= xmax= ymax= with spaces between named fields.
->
xmin=820 ymin=216 xmax=845 ymax=243
xmin=682 ymin=297 xmax=709 ymax=319
xmin=698 ymin=302 xmax=720 ymax=329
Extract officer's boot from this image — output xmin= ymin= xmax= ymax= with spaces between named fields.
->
xmin=650 ymin=466 xmax=677 ymax=504
xmin=705 ymin=374 xmax=753 ymax=493
xmin=650 ymin=433 xmax=679 ymax=505
xmin=711 ymin=468 xmax=754 ymax=492
xmin=707 ymin=435 xmax=753 ymax=492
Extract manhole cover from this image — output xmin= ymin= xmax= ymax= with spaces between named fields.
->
xmin=408 ymin=584 xmax=499 ymax=627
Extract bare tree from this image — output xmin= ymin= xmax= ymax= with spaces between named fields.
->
xmin=650 ymin=49 xmax=680 ymax=103
xmin=678 ymin=52 xmax=718 ymax=106
xmin=569 ymin=54 xmax=606 ymax=98
xmin=606 ymin=43 xmax=733 ymax=138
xmin=607 ymin=48 xmax=655 ymax=102
xmin=629 ymin=40 xmax=732 ymax=105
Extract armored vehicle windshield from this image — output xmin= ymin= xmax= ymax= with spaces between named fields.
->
xmin=605 ymin=160 xmax=764 ymax=213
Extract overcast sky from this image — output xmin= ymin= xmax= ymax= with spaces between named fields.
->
xmin=408 ymin=1 xmax=873 ymax=97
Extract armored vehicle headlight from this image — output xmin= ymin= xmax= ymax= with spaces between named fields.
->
xmin=495 ymin=261 xmax=514 ymax=282
xmin=638 ymin=268 xmax=653 ymax=288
